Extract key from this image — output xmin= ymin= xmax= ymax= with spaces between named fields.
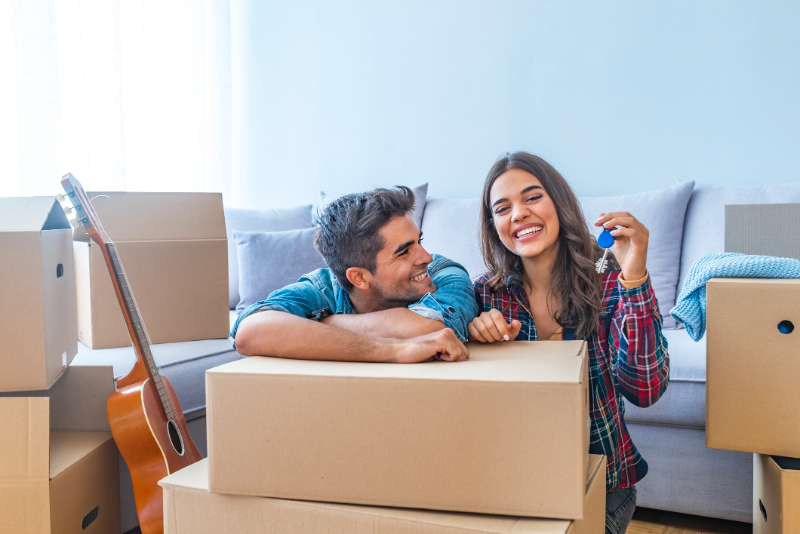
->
xmin=595 ymin=228 xmax=615 ymax=273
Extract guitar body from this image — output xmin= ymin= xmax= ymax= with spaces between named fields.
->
xmin=107 ymin=375 xmax=200 ymax=534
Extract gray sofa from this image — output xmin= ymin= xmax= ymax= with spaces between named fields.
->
xmin=73 ymin=181 xmax=800 ymax=531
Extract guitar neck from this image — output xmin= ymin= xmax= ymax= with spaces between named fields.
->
xmin=105 ymin=242 xmax=176 ymax=420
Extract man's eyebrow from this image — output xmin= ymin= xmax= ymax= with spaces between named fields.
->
xmin=491 ymin=185 xmax=543 ymax=207
xmin=393 ymin=231 xmax=423 ymax=255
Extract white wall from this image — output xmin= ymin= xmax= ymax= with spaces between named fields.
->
xmin=229 ymin=0 xmax=800 ymax=209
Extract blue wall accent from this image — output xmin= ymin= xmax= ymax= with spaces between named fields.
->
xmin=230 ymin=0 xmax=800 ymax=209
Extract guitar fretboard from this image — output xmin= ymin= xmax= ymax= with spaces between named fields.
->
xmin=106 ymin=243 xmax=175 ymax=421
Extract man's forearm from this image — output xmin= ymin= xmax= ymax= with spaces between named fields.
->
xmin=320 ymin=308 xmax=446 ymax=339
xmin=235 ymin=310 xmax=394 ymax=362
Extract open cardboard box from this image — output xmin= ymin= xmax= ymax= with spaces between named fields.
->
xmin=0 ymin=366 xmax=120 ymax=533
xmin=706 ymin=278 xmax=800 ymax=457
xmin=73 ymin=191 xmax=229 ymax=349
xmin=162 ymin=455 xmax=605 ymax=534
xmin=754 ymin=454 xmax=800 ymax=534
xmin=207 ymin=341 xmax=590 ymax=520
xmin=0 ymin=197 xmax=78 ymax=392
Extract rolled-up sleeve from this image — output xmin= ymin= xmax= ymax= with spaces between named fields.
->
xmin=408 ymin=262 xmax=479 ymax=342
xmin=230 ymin=278 xmax=333 ymax=340
xmin=611 ymin=276 xmax=670 ymax=408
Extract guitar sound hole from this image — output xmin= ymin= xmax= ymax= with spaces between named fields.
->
xmin=167 ymin=420 xmax=185 ymax=456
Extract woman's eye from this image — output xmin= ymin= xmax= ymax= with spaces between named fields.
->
xmin=494 ymin=206 xmax=509 ymax=215
xmin=527 ymin=195 xmax=543 ymax=202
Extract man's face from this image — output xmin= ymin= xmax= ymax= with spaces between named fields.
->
xmin=370 ymin=214 xmax=436 ymax=308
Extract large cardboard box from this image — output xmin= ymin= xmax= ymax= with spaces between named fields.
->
xmin=0 ymin=197 xmax=78 ymax=392
xmin=207 ymin=341 xmax=590 ymax=519
xmin=0 ymin=366 xmax=120 ymax=533
xmin=162 ymin=455 xmax=605 ymax=534
xmin=73 ymin=191 xmax=228 ymax=349
xmin=754 ymin=454 xmax=800 ymax=534
xmin=706 ymin=278 xmax=800 ymax=457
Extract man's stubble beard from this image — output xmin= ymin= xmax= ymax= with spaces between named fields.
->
xmin=372 ymin=279 xmax=437 ymax=310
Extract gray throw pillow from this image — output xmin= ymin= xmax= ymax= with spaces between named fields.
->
xmin=580 ymin=181 xmax=695 ymax=329
xmin=319 ymin=183 xmax=428 ymax=228
xmin=225 ymin=205 xmax=314 ymax=309
xmin=234 ymin=228 xmax=327 ymax=312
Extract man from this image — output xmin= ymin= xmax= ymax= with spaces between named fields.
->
xmin=232 ymin=186 xmax=478 ymax=363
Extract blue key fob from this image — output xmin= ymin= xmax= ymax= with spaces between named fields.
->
xmin=598 ymin=228 xmax=615 ymax=248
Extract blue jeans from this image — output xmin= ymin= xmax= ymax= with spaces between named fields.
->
xmin=605 ymin=485 xmax=637 ymax=534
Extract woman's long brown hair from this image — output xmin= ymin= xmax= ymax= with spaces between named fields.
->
xmin=480 ymin=152 xmax=605 ymax=340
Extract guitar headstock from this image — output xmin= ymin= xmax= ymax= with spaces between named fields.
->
xmin=60 ymin=173 xmax=112 ymax=246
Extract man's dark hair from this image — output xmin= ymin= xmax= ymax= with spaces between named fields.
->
xmin=314 ymin=186 xmax=416 ymax=292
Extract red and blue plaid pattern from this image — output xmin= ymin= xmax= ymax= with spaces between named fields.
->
xmin=473 ymin=269 xmax=669 ymax=492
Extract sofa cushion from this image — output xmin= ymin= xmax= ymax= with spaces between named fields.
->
xmin=623 ymin=327 xmax=706 ymax=428
xmin=679 ymin=182 xmax=800 ymax=296
xmin=224 ymin=205 xmax=314 ymax=309
xmin=420 ymin=198 xmax=485 ymax=279
xmin=71 ymin=311 xmax=242 ymax=419
xmin=234 ymin=228 xmax=327 ymax=312
xmin=320 ymin=183 xmax=428 ymax=228
xmin=580 ymin=181 xmax=695 ymax=329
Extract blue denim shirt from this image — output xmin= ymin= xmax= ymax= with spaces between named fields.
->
xmin=231 ymin=254 xmax=478 ymax=343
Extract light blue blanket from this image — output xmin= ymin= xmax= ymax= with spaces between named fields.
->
xmin=671 ymin=253 xmax=800 ymax=341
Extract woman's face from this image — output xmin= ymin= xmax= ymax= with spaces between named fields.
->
xmin=489 ymin=168 xmax=560 ymax=260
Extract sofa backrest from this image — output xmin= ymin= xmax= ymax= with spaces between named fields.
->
xmin=679 ymin=182 xmax=800 ymax=296
xmin=224 ymin=205 xmax=314 ymax=309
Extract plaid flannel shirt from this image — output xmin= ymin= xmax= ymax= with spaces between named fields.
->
xmin=473 ymin=269 xmax=669 ymax=492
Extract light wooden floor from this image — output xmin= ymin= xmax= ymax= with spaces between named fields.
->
xmin=629 ymin=508 xmax=752 ymax=534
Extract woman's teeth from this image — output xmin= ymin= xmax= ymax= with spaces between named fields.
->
xmin=515 ymin=226 xmax=543 ymax=238
xmin=411 ymin=272 xmax=427 ymax=282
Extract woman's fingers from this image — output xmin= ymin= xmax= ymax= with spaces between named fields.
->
xmin=488 ymin=309 xmax=513 ymax=340
xmin=509 ymin=320 xmax=522 ymax=340
xmin=468 ymin=322 xmax=488 ymax=343
xmin=471 ymin=316 xmax=500 ymax=342
xmin=469 ymin=312 xmax=520 ymax=343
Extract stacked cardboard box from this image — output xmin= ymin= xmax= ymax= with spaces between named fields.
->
xmin=0 ymin=197 xmax=121 ymax=533
xmin=705 ymin=203 xmax=800 ymax=533
xmin=72 ymin=192 xmax=229 ymax=349
xmin=164 ymin=340 xmax=604 ymax=532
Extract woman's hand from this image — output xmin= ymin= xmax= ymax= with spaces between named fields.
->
xmin=468 ymin=310 xmax=522 ymax=343
xmin=594 ymin=212 xmax=649 ymax=281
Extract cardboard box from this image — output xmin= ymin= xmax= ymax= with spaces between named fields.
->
xmin=754 ymin=454 xmax=800 ymax=534
xmin=73 ymin=191 xmax=228 ymax=349
xmin=706 ymin=278 xmax=800 ymax=457
xmin=0 ymin=366 xmax=120 ymax=534
xmin=207 ymin=341 xmax=590 ymax=519
xmin=162 ymin=455 xmax=605 ymax=534
xmin=0 ymin=197 xmax=78 ymax=392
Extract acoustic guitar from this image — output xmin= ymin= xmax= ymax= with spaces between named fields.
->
xmin=61 ymin=174 xmax=201 ymax=534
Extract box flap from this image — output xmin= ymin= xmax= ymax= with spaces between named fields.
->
xmin=71 ymin=192 xmax=226 ymax=242
xmin=0 ymin=196 xmax=69 ymax=232
xmin=49 ymin=431 xmax=113 ymax=478
xmin=207 ymin=341 xmax=586 ymax=384
xmin=49 ymin=366 xmax=114 ymax=431
xmin=0 ymin=397 xmax=50 ymax=481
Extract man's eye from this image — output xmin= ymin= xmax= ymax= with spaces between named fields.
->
xmin=398 ymin=249 xmax=409 ymax=256
xmin=418 ymin=237 xmax=424 ymax=244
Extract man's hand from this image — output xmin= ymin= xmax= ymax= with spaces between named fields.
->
xmin=388 ymin=328 xmax=470 ymax=363
xmin=468 ymin=310 xmax=522 ymax=343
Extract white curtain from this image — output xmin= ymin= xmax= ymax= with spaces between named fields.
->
xmin=0 ymin=0 xmax=232 ymax=201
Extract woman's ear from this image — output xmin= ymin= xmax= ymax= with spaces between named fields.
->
xmin=346 ymin=267 xmax=371 ymax=291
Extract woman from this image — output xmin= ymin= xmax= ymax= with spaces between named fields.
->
xmin=470 ymin=152 xmax=669 ymax=534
